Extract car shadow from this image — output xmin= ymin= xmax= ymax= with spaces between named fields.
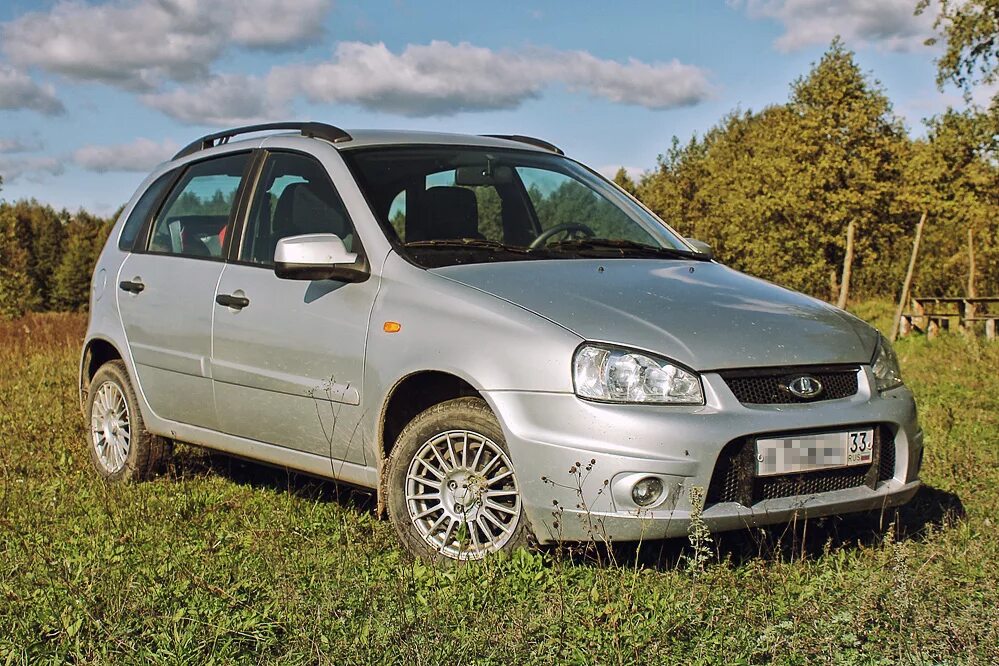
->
xmin=552 ymin=484 xmax=966 ymax=571
xmin=164 ymin=443 xmax=377 ymax=514
xmin=160 ymin=447 xmax=964 ymax=571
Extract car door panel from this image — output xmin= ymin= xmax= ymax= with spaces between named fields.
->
xmin=117 ymin=260 xmax=225 ymax=429
xmin=212 ymin=266 xmax=374 ymax=464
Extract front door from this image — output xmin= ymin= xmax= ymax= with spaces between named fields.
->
xmin=211 ymin=151 xmax=375 ymax=465
xmin=117 ymin=152 xmax=252 ymax=429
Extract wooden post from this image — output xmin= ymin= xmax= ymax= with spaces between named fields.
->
xmin=837 ymin=219 xmax=855 ymax=310
xmin=890 ymin=211 xmax=927 ymax=342
xmin=966 ymin=226 xmax=977 ymax=331
xmin=987 ymin=318 xmax=996 ymax=341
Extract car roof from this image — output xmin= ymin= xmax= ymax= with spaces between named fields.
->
xmin=335 ymin=129 xmax=553 ymax=152
xmin=168 ymin=124 xmax=561 ymax=167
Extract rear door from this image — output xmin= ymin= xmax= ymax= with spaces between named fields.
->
xmin=211 ymin=150 xmax=375 ymax=465
xmin=117 ymin=152 xmax=253 ymax=429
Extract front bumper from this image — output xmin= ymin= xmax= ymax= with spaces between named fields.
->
xmin=483 ymin=366 xmax=922 ymax=544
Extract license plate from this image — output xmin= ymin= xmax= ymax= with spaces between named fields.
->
xmin=755 ymin=429 xmax=874 ymax=477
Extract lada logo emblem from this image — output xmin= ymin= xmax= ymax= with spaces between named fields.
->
xmin=784 ymin=375 xmax=824 ymax=399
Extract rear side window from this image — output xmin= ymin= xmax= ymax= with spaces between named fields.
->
xmin=118 ymin=171 xmax=174 ymax=251
xmin=147 ymin=153 xmax=251 ymax=259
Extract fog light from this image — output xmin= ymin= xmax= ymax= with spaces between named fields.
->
xmin=631 ymin=477 xmax=664 ymax=507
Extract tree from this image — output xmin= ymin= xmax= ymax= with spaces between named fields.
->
xmin=787 ymin=39 xmax=909 ymax=300
xmin=50 ymin=211 xmax=112 ymax=311
xmin=3 ymin=199 xmax=66 ymax=310
xmin=612 ymin=167 xmax=638 ymax=195
xmin=0 ymin=207 xmax=41 ymax=319
xmin=920 ymin=0 xmax=999 ymax=102
xmin=896 ymin=109 xmax=999 ymax=296
xmin=637 ymin=41 xmax=910 ymax=300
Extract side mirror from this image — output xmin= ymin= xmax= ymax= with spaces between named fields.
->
xmin=686 ymin=238 xmax=713 ymax=260
xmin=274 ymin=233 xmax=368 ymax=282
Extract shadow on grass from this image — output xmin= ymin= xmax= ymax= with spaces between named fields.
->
xmin=160 ymin=445 xmax=964 ymax=571
xmin=558 ymin=484 xmax=965 ymax=571
xmin=164 ymin=443 xmax=377 ymax=514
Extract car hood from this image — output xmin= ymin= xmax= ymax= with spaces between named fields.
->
xmin=433 ymin=259 xmax=877 ymax=371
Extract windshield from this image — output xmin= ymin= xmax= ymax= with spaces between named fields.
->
xmin=343 ymin=146 xmax=699 ymax=268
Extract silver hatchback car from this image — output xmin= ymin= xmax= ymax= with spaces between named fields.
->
xmin=81 ymin=122 xmax=922 ymax=561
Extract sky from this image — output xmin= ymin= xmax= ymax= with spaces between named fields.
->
xmin=0 ymin=0 xmax=982 ymax=216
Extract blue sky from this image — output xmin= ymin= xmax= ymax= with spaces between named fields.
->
xmin=0 ymin=0 xmax=978 ymax=215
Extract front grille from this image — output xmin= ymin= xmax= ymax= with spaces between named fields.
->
xmin=879 ymin=438 xmax=896 ymax=481
xmin=706 ymin=425 xmax=894 ymax=507
xmin=757 ymin=466 xmax=870 ymax=501
xmin=719 ymin=365 xmax=860 ymax=405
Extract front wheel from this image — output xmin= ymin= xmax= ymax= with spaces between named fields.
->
xmin=385 ymin=398 xmax=530 ymax=561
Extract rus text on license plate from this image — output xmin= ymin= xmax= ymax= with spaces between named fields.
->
xmin=755 ymin=429 xmax=874 ymax=477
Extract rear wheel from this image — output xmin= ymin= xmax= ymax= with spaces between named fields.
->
xmin=386 ymin=398 xmax=530 ymax=561
xmin=86 ymin=360 xmax=168 ymax=482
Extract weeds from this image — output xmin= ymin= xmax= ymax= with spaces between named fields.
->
xmin=685 ymin=486 xmax=712 ymax=574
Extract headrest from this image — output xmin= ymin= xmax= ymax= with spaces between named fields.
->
xmin=274 ymin=182 xmax=307 ymax=227
xmin=275 ymin=181 xmax=349 ymax=239
xmin=418 ymin=186 xmax=481 ymax=241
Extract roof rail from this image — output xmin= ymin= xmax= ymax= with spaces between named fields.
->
xmin=172 ymin=122 xmax=353 ymax=160
xmin=482 ymin=134 xmax=564 ymax=155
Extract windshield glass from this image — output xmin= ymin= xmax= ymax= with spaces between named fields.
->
xmin=343 ymin=146 xmax=698 ymax=268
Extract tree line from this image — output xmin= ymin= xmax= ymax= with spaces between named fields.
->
xmin=0 ymin=199 xmax=117 ymax=318
xmin=614 ymin=38 xmax=998 ymax=305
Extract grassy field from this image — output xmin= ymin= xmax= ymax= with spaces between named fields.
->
xmin=1 ymin=304 xmax=997 ymax=664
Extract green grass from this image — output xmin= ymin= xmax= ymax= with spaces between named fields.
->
xmin=1 ymin=308 xmax=998 ymax=664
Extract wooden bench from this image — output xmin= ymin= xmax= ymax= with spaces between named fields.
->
xmin=899 ymin=297 xmax=999 ymax=340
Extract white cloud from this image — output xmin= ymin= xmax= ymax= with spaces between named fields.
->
xmin=0 ymin=65 xmax=64 ymax=115
xmin=0 ymin=155 xmax=64 ymax=183
xmin=268 ymin=41 xmax=713 ymax=117
xmin=0 ymin=136 xmax=44 ymax=154
xmin=227 ymin=0 xmax=331 ymax=49
xmin=1 ymin=0 xmax=333 ymax=91
xmin=597 ymin=165 xmax=647 ymax=183
xmin=553 ymin=50 xmax=711 ymax=108
xmin=137 ymin=41 xmax=713 ymax=125
xmin=72 ymin=138 xmax=180 ymax=172
xmin=141 ymin=74 xmax=289 ymax=126
xmin=736 ymin=0 xmax=935 ymax=52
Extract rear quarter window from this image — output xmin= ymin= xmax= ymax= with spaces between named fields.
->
xmin=117 ymin=171 xmax=175 ymax=251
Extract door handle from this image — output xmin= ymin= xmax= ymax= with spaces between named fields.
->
xmin=216 ymin=293 xmax=250 ymax=309
xmin=119 ymin=280 xmax=145 ymax=294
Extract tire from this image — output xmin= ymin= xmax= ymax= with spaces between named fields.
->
xmin=385 ymin=397 xmax=531 ymax=561
xmin=85 ymin=360 xmax=168 ymax=482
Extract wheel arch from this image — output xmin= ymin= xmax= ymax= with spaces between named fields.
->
xmin=376 ymin=370 xmax=486 ymax=514
xmin=79 ymin=337 xmax=124 ymax=413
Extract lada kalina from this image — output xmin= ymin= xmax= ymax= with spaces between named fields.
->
xmin=81 ymin=122 xmax=922 ymax=560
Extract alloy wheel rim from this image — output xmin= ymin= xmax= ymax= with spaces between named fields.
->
xmin=405 ymin=429 xmax=521 ymax=560
xmin=90 ymin=381 xmax=130 ymax=474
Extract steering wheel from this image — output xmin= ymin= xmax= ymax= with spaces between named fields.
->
xmin=529 ymin=222 xmax=596 ymax=249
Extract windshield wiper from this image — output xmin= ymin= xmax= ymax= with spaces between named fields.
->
xmin=544 ymin=238 xmax=705 ymax=259
xmin=404 ymin=238 xmax=530 ymax=253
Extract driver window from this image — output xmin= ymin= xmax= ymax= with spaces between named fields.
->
xmin=240 ymin=152 xmax=355 ymax=265
xmin=517 ymin=167 xmax=654 ymax=244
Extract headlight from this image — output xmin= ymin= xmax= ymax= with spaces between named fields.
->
xmin=871 ymin=334 xmax=903 ymax=392
xmin=573 ymin=344 xmax=704 ymax=404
